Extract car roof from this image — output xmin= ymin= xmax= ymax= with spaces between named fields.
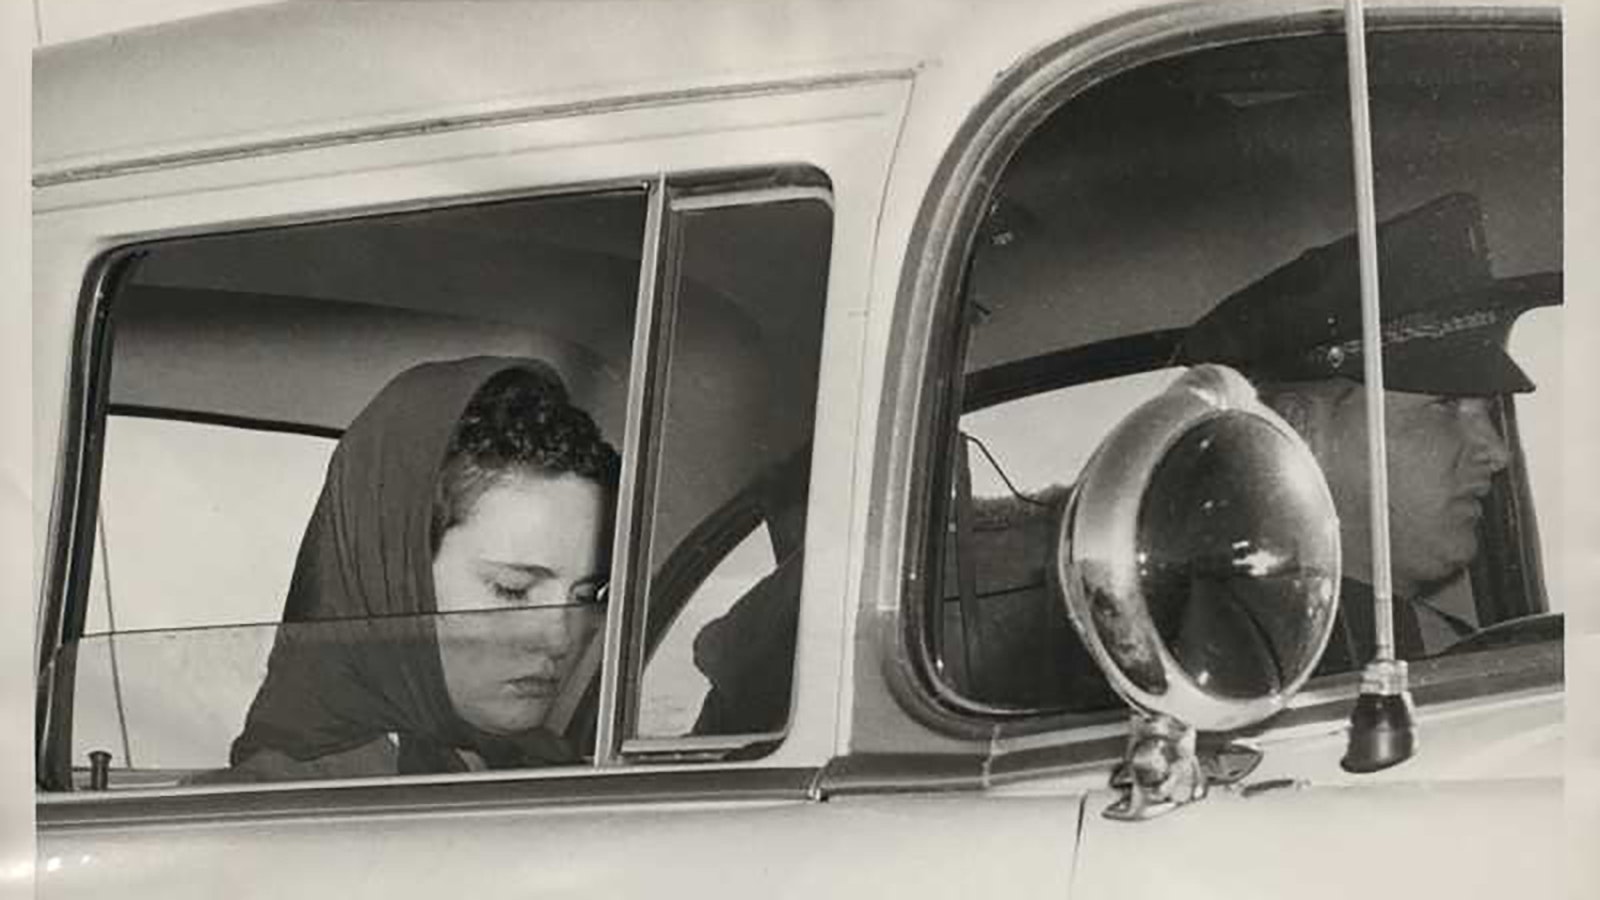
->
xmin=33 ymin=0 xmax=1560 ymax=182
xmin=32 ymin=0 xmax=975 ymax=177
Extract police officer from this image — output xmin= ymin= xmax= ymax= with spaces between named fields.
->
xmin=1179 ymin=193 xmax=1561 ymax=671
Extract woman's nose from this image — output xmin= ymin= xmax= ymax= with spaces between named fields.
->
xmin=531 ymin=605 xmax=576 ymax=657
xmin=523 ymin=595 xmax=595 ymax=659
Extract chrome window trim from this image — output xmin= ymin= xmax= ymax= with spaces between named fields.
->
xmin=595 ymin=175 xmax=670 ymax=765
xmin=36 ymin=766 xmax=822 ymax=830
xmin=671 ymin=186 xmax=836 ymax=213
xmin=35 ymin=248 xmax=139 ymax=790
xmin=620 ymin=731 xmax=789 ymax=760
xmin=619 ymin=181 xmax=835 ymax=758
xmin=617 ymin=182 xmax=832 ymax=755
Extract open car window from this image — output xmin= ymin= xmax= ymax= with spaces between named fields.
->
xmin=87 ymin=416 xmax=335 ymax=633
xmin=43 ymin=174 xmax=833 ymax=791
xmin=924 ymin=25 xmax=1561 ymax=716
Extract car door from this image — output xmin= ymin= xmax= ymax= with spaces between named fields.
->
xmin=30 ymin=6 xmax=945 ymax=895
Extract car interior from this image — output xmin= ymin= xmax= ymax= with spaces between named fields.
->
xmin=928 ymin=27 xmax=1563 ymax=712
xmin=46 ymin=178 xmax=834 ymax=788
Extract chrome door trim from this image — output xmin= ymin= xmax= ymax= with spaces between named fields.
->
xmin=38 ymin=766 xmax=822 ymax=830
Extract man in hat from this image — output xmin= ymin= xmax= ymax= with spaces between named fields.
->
xmin=1179 ymin=192 xmax=1561 ymax=672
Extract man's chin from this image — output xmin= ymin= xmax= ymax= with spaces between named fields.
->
xmin=1412 ymin=564 xmax=1473 ymax=599
xmin=1398 ymin=532 xmax=1478 ymax=591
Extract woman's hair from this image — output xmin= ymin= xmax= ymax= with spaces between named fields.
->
xmin=431 ymin=366 xmax=621 ymax=552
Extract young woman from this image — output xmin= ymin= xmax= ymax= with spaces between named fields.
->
xmin=205 ymin=356 xmax=619 ymax=782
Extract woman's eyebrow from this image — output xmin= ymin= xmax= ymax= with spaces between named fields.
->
xmin=478 ymin=560 xmax=557 ymax=578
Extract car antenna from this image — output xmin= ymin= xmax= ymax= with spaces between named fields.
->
xmin=1340 ymin=0 xmax=1416 ymax=773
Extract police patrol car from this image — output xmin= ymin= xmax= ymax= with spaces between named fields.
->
xmin=27 ymin=1 xmax=1575 ymax=897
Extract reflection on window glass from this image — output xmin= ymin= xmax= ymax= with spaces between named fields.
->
xmin=960 ymin=369 xmax=1182 ymax=500
xmin=71 ymin=608 xmax=608 ymax=784
xmin=639 ymin=523 xmax=776 ymax=737
xmin=53 ymin=190 xmax=647 ymax=789
xmin=90 ymin=417 xmax=333 ymax=633
xmin=933 ymin=27 xmax=1560 ymax=712
xmin=637 ymin=194 xmax=831 ymax=741
xmin=72 ymin=625 xmax=278 ymax=778
xmin=934 ymin=370 xmax=1181 ymax=709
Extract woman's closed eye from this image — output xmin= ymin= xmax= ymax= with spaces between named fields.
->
xmin=489 ymin=578 xmax=537 ymax=603
xmin=477 ymin=563 xmax=551 ymax=606
xmin=571 ymin=580 xmax=608 ymax=607
xmin=480 ymin=566 xmax=606 ymax=608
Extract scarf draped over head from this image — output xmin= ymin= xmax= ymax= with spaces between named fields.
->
xmin=230 ymin=355 xmax=580 ymax=772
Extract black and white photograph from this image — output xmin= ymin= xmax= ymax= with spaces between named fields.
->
xmin=6 ymin=1 xmax=1599 ymax=898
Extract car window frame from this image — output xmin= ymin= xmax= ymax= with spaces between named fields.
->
xmin=881 ymin=6 xmax=1565 ymax=746
xmin=601 ymin=177 xmax=834 ymax=762
xmin=35 ymin=166 xmax=836 ymax=793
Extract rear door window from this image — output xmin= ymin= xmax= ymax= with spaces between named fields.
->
xmin=44 ymin=172 xmax=835 ymax=790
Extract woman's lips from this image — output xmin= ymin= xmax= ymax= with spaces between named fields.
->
xmin=506 ymin=674 xmax=561 ymax=698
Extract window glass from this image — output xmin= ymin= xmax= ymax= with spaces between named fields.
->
xmin=936 ymin=370 xmax=1181 ymax=707
xmin=72 ymin=626 xmax=278 ymax=780
xmin=88 ymin=417 xmax=333 ymax=632
xmin=961 ymin=368 xmax=1182 ymax=501
xmin=634 ymin=194 xmax=831 ymax=743
xmin=71 ymin=418 xmax=333 ymax=782
xmin=639 ymin=522 xmax=776 ymax=737
xmin=47 ymin=177 xmax=835 ymax=790
xmin=49 ymin=189 xmax=649 ymax=790
xmin=928 ymin=28 xmax=1561 ymax=714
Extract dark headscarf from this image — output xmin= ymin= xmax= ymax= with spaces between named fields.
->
xmin=231 ymin=356 xmax=580 ymax=773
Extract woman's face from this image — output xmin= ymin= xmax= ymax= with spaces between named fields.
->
xmin=432 ymin=471 xmax=608 ymax=735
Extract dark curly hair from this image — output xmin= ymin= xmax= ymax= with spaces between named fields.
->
xmin=431 ymin=365 xmax=621 ymax=553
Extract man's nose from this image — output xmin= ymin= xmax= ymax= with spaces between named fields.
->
xmin=1465 ymin=401 xmax=1513 ymax=473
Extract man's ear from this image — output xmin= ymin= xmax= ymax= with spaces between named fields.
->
xmin=1267 ymin=391 xmax=1316 ymax=438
